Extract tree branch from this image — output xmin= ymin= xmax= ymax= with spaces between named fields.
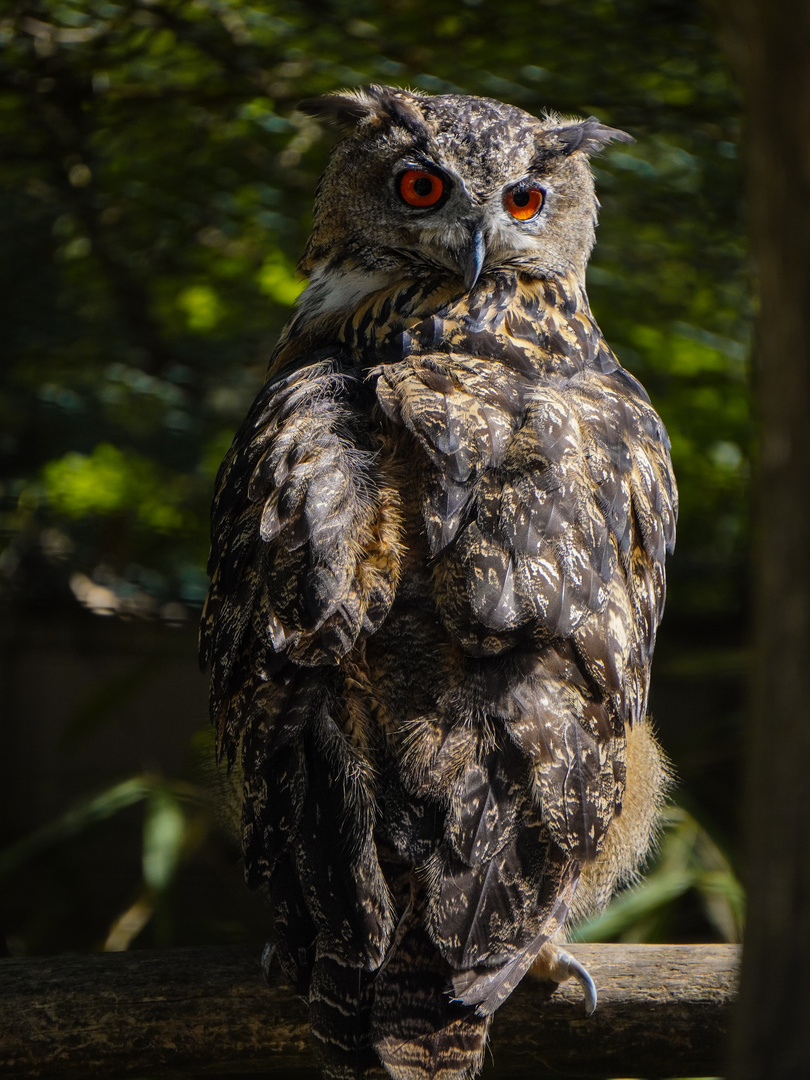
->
xmin=0 ymin=942 xmax=737 ymax=1078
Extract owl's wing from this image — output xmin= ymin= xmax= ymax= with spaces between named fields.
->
xmin=201 ymin=349 xmax=402 ymax=758
xmin=200 ymin=348 xmax=402 ymax=980
xmin=373 ymin=348 xmax=676 ymax=1010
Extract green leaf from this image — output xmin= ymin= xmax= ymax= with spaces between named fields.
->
xmin=142 ymin=788 xmax=186 ymax=892
xmin=0 ymin=778 xmax=154 ymax=879
xmin=574 ymin=869 xmax=694 ymax=942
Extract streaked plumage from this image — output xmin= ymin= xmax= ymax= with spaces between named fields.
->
xmin=201 ymin=85 xmax=676 ymax=1080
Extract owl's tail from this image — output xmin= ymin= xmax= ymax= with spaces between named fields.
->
xmin=309 ymin=911 xmax=490 ymax=1080
xmin=370 ymin=900 xmax=490 ymax=1080
xmin=374 ymin=1018 xmax=490 ymax=1080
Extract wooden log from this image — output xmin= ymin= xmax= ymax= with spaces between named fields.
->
xmin=0 ymin=943 xmax=738 ymax=1078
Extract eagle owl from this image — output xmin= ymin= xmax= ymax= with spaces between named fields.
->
xmin=201 ymin=86 xmax=676 ymax=1079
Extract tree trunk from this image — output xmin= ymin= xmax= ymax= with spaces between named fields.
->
xmin=719 ymin=1 xmax=810 ymax=1076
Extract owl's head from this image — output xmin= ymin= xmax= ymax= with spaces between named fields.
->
xmin=296 ymin=85 xmax=631 ymax=312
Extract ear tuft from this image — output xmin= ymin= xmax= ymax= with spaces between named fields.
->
xmin=297 ymin=85 xmax=429 ymax=139
xmin=553 ymin=117 xmax=634 ymax=157
xmin=297 ymin=86 xmax=388 ymax=131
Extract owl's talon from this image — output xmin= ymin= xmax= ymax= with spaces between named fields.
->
xmin=261 ymin=942 xmax=277 ymax=984
xmin=556 ymin=949 xmax=597 ymax=1015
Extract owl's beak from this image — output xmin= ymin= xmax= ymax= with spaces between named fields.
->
xmin=461 ymin=226 xmax=486 ymax=292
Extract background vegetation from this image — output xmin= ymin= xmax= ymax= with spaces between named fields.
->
xmin=0 ymin=0 xmax=748 ymax=958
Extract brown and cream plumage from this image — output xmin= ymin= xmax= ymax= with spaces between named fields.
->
xmin=200 ymin=85 xmax=676 ymax=1080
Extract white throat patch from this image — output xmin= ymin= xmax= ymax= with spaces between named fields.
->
xmin=297 ymin=265 xmax=395 ymax=319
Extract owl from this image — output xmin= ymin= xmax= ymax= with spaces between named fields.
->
xmin=200 ymin=85 xmax=676 ymax=1080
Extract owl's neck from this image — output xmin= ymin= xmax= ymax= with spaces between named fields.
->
xmin=343 ymin=270 xmax=611 ymax=378
xmin=270 ymin=267 xmax=607 ymax=379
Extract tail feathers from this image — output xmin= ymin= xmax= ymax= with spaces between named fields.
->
xmin=308 ymin=920 xmax=490 ymax=1080
xmin=371 ymin=905 xmax=490 ymax=1080
xmin=375 ymin=1019 xmax=490 ymax=1080
xmin=310 ymin=950 xmax=382 ymax=1078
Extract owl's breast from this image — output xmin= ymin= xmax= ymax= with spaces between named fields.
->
xmin=364 ymin=273 xmax=675 ymax=730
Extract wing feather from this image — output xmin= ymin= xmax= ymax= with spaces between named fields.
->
xmin=201 ymin=353 xmax=404 ymax=758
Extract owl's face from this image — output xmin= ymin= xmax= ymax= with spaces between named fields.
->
xmin=296 ymin=86 xmax=630 ymax=315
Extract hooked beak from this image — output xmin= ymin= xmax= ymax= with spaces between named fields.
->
xmin=461 ymin=225 xmax=486 ymax=292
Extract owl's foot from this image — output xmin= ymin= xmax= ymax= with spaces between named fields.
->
xmin=530 ymin=942 xmax=597 ymax=1015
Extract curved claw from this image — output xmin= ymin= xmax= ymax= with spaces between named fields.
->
xmin=261 ymin=942 xmax=277 ymax=984
xmin=556 ymin=949 xmax=598 ymax=1015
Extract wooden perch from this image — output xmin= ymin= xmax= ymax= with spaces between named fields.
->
xmin=0 ymin=942 xmax=738 ymax=1079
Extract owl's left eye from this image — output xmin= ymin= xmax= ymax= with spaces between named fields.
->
xmin=504 ymin=183 xmax=545 ymax=221
xmin=398 ymin=169 xmax=446 ymax=208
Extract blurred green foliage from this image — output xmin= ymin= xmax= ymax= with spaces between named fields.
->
xmin=0 ymin=766 xmax=270 ymax=952
xmin=1 ymin=0 xmax=748 ymax=619
xmin=0 ymin=0 xmax=748 ymax=955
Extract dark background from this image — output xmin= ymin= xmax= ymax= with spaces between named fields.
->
xmin=0 ymin=0 xmax=748 ymax=958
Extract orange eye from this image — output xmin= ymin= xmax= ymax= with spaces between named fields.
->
xmin=504 ymin=184 xmax=544 ymax=221
xmin=398 ymin=169 xmax=445 ymax=208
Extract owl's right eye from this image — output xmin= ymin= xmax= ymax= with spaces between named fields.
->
xmin=397 ymin=169 xmax=446 ymax=208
